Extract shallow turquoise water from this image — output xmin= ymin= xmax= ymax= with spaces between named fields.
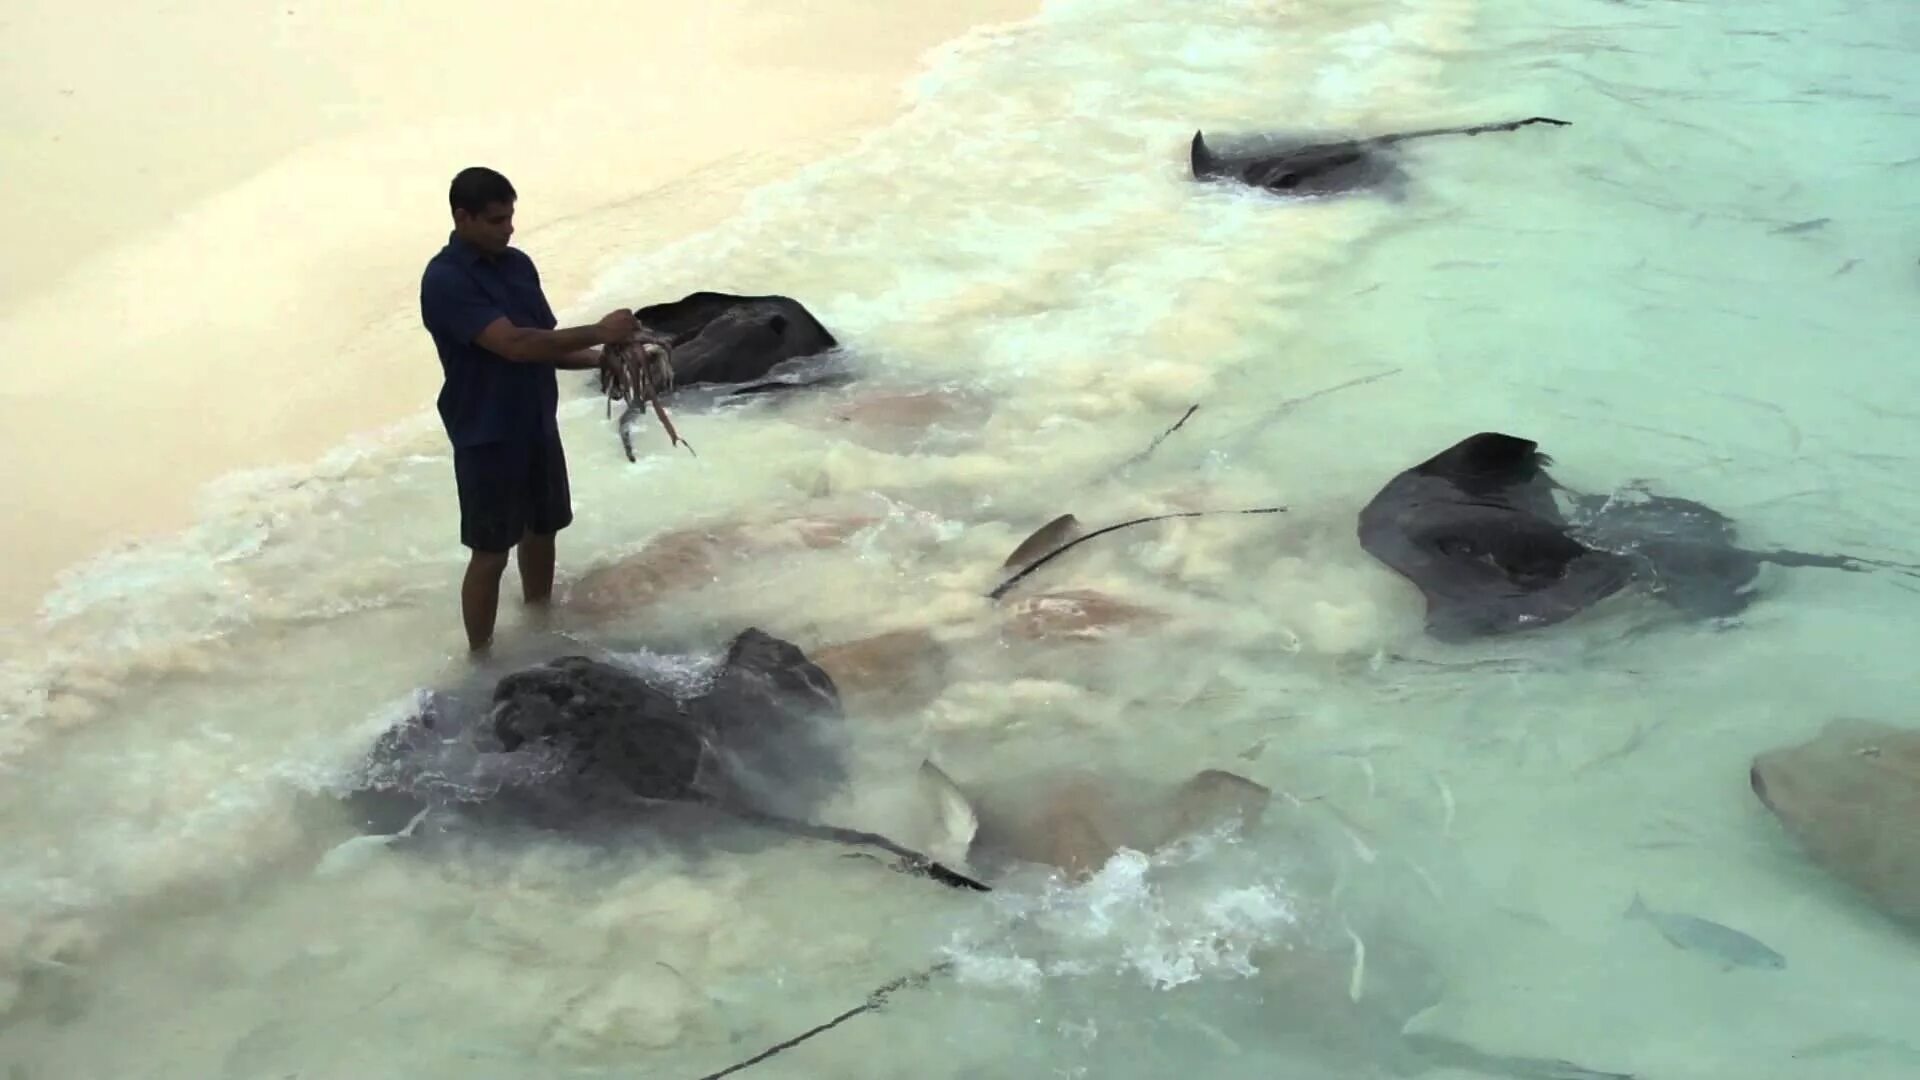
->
xmin=2 ymin=0 xmax=1917 ymax=1076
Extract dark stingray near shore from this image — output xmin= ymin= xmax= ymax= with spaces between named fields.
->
xmin=339 ymin=628 xmax=986 ymax=891
xmin=1190 ymin=117 xmax=1570 ymax=199
xmin=632 ymin=291 xmax=839 ymax=388
xmin=597 ymin=293 xmax=855 ymax=429
xmin=1357 ymin=432 xmax=1920 ymax=640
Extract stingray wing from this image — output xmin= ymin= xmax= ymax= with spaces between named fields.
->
xmin=917 ymin=760 xmax=981 ymax=869
xmin=1399 ymin=507 xmax=1633 ymax=639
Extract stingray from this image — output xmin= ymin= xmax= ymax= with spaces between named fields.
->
xmin=989 ymin=506 xmax=1286 ymax=600
xmin=1356 ymin=432 xmax=1920 ymax=641
xmin=696 ymin=761 xmax=1640 ymax=1080
xmin=629 ymin=291 xmax=840 ymax=388
xmin=1190 ymin=116 xmax=1570 ymax=198
xmin=1751 ymin=718 xmax=1920 ymax=926
xmin=339 ymin=628 xmax=987 ymax=891
xmin=907 ymin=761 xmax=1274 ymax=882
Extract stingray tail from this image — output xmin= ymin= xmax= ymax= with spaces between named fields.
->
xmin=711 ymin=799 xmax=990 ymax=893
xmin=1379 ymin=116 xmax=1572 ymax=147
xmin=987 ymin=505 xmax=1286 ymax=600
xmin=1755 ymin=548 xmax=1920 ymax=579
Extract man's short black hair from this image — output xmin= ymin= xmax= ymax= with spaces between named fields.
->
xmin=449 ymin=166 xmax=516 ymax=215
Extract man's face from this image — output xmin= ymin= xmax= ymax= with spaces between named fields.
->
xmin=453 ymin=200 xmax=515 ymax=255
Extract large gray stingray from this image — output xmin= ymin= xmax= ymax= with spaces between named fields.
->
xmin=1190 ymin=117 xmax=1570 ymax=199
xmin=1357 ymin=432 xmax=1919 ymax=641
xmin=340 ymin=628 xmax=987 ymax=891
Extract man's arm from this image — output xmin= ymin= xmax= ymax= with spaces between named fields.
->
xmin=473 ymin=315 xmax=634 ymax=364
xmin=423 ymin=264 xmax=637 ymax=365
xmin=553 ymin=347 xmax=605 ymax=371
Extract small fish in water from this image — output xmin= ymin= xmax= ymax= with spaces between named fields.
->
xmin=1770 ymin=216 xmax=1831 ymax=235
xmin=1625 ymin=893 xmax=1785 ymax=970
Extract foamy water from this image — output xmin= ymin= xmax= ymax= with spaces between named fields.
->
xmin=4 ymin=0 xmax=1919 ymax=1075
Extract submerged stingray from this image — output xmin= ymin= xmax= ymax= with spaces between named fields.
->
xmin=1751 ymin=718 xmax=1920 ymax=925
xmin=1190 ymin=116 xmax=1570 ymax=198
xmin=699 ymin=760 xmax=1639 ymax=1080
xmin=1357 ymin=432 xmax=1917 ymax=641
xmin=908 ymin=761 xmax=1272 ymax=882
xmin=810 ymin=627 xmax=951 ymax=717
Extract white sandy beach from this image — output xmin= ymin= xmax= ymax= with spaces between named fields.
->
xmin=0 ymin=0 xmax=1032 ymax=627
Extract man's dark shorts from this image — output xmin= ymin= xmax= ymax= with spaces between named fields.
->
xmin=453 ymin=431 xmax=573 ymax=553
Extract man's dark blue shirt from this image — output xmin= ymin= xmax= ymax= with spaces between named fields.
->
xmin=420 ymin=232 xmax=560 ymax=449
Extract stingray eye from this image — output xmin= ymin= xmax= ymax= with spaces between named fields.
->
xmin=1276 ymin=173 xmax=1301 ymax=189
xmin=1436 ymin=536 xmax=1480 ymax=560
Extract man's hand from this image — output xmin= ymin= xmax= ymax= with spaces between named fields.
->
xmin=596 ymin=309 xmax=640 ymax=344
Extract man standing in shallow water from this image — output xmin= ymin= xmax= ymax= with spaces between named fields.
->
xmin=420 ymin=166 xmax=640 ymax=653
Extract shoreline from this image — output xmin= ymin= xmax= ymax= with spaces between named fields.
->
xmin=0 ymin=0 xmax=1036 ymax=633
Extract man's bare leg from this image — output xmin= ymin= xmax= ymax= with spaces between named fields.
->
xmin=462 ymin=549 xmax=512 ymax=652
xmin=517 ymin=529 xmax=556 ymax=605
